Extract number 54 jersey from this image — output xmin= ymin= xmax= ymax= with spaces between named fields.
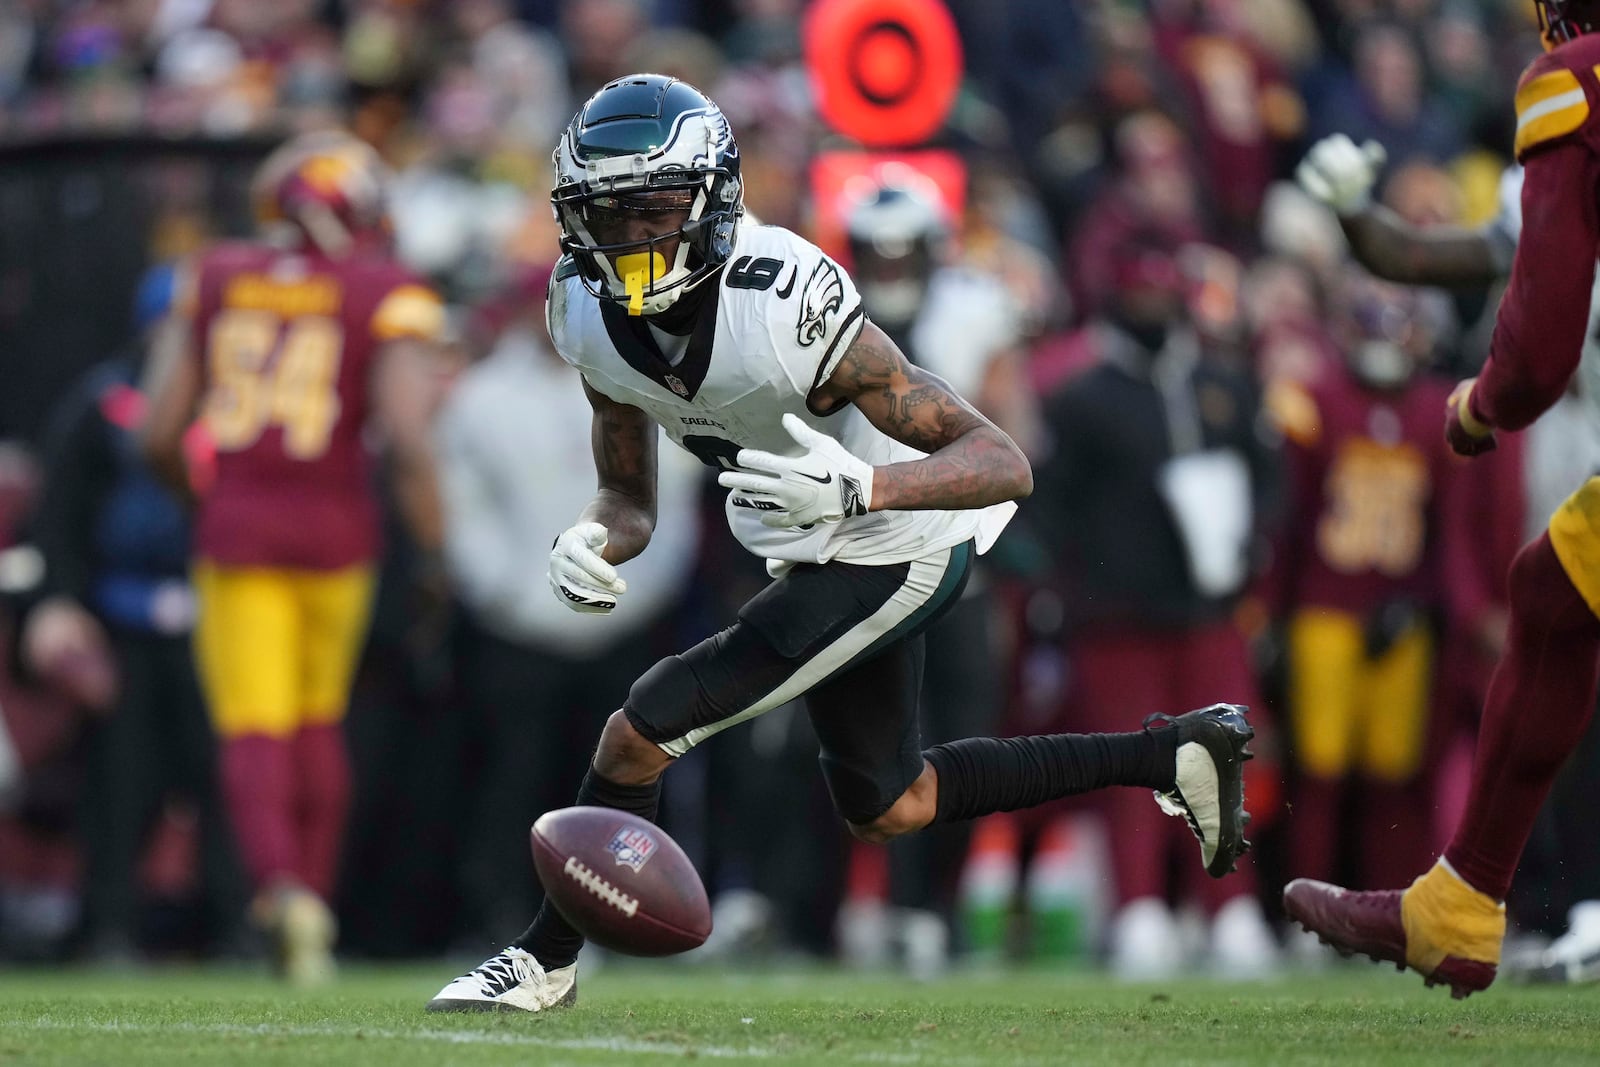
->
xmin=548 ymin=223 xmax=1016 ymax=567
xmin=183 ymin=241 xmax=444 ymax=569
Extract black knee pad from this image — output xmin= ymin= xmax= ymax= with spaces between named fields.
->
xmin=819 ymin=750 xmax=918 ymax=828
xmin=624 ymin=654 xmax=704 ymax=746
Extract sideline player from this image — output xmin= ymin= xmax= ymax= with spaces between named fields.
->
xmin=426 ymin=74 xmax=1256 ymax=1013
xmin=139 ymin=131 xmax=446 ymax=983
xmin=1284 ymin=0 xmax=1600 ymax=997
xmin=1265 ymin=273 xmax=1457 ymax=894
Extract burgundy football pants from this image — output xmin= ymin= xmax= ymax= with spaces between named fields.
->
xmin=1069 ymin=621 xmax=1261 ymax=911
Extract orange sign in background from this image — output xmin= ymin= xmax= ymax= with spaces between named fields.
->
xmin=803 ymin=0 xmax=968 ymax=261
xmin=803 ymin=0 xmax=964 ymax=148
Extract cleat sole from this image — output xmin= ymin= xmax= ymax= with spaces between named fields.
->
xmin=1151 ymin=704 xmax=1254 ymax=880
xmin=427 ymin=998 xmax=534 ymax=1014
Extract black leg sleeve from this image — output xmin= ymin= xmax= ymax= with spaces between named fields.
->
xmin=924 ymin=730 xmax=1177 ymax=825
xmin=511 ymin=763 xmax=662 ymax=967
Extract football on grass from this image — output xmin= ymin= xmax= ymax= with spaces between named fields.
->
xmin=530 ymin=806 xmax=711 ymax=956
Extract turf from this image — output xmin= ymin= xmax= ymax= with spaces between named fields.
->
xmin=0 ymin=961 xmax=1597 ymax=1066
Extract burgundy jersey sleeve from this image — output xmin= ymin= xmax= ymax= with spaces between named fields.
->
xmin=1479 ymin=141 xmax=1599 ymax=430
xmin=1476 ymin=39 xmax=1600 ymax=431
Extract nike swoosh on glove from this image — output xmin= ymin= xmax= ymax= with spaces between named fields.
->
xmin=717 ymin=413 xmax=875 ymax=528
xmin=1296 ymin=134 xmax=1387 ymax=217
xmin=549 ymin=522 xmax=627 ymax=613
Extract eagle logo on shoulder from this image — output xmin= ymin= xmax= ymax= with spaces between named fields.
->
xmin=796 ymin=259 xmax=845 ymax=349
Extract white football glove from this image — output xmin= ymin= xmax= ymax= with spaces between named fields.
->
xmin=1296 ymin=134 xmax=1387 ymax=216
xmin=548 ymin=522 xmax=627 ymax=613
xmin=717 ymin=413 xmax=875 ymax=529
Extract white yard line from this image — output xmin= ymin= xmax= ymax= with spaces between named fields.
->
xmin=3 ymin=1017 xmax=967 ymax=1064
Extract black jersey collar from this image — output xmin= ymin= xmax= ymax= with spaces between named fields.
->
xmin=598 ymin=281 xmax=720 ymax=401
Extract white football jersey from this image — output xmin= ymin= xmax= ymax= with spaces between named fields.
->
xmin=548 ymin=223 xmax=1015 ymax=567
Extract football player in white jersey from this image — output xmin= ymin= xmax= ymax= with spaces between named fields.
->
xmin=427 ymin=74 xmax=1256 ymax=1013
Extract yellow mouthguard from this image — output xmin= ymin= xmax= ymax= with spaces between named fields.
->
xmin=616 ymin=252 xmax=668 ymax=316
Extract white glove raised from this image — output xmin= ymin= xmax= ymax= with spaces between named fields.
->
xmin=717 ymin=413 xmax=874 ymax=529
xmin=1296 ymin=134 xmax=1387 ymax=216
xmin=548 ymin=521 xmax=627 ymax=613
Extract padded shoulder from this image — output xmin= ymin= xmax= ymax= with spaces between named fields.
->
xmin=722 ymin=225 xmax=865 ymax=397
xmin=370 ymin=282 xmax=444 ymax=342
xmin=1514 ymin=38 xmax=1600 ymax=159
xmin=544 ymin=270 xmax=585 ymax=369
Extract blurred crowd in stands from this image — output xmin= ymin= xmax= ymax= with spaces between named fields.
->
xmin=1 ymin=0 xmax=1597 ymax=983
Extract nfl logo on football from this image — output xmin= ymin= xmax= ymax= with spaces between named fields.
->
xmin=607 ymin=826 xmax=658 ymax=872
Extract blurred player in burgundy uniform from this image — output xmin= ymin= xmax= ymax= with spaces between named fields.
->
xmin=1265 ymin=273 xmax=1462 ymax=895
xmin=138 ymin=131 xmax=446 ymax=983
xmin=1149 ymin=0 xmax=1305 ymax=242
xmin=1284 ymin=0 xmax=1600 ymax=996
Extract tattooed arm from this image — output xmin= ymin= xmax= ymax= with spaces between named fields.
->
xmin=579 ymin=379 xmax=659 ymax=564
xmin=810 ymin=321 xmax=1032 ymax=511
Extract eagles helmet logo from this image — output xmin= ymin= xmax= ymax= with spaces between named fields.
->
xmin=694 ymin=108 xmax=735 ymax=169
xmin=796 ymin=259 xmax=845 ymax=348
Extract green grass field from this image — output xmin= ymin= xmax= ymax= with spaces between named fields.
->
xmin=1 ymin=961 xmax=1597 ymax=1066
